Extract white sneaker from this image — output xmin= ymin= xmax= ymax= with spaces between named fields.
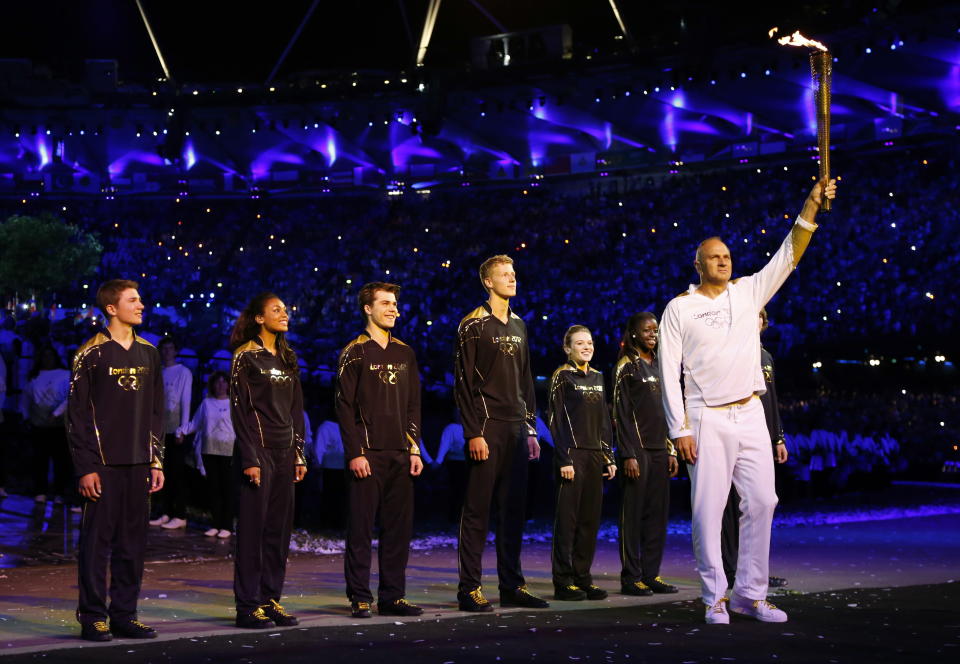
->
xmin=149 ymin=514 xmax=170 ymax=526
xmin=217 ymin=529 xmax=231 ymax=539
xmin=705 ymin=598 xmax=729 ymax=624
xmin=161 ymin=517 xmax=188 ymax=529
xmin=729 ymin=595 xmax=788 ymax=622
xmin=203 ymin=527 xmax=219 ymax=537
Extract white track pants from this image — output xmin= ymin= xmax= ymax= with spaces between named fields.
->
xmin=686 ymin=397 xmax=777 ymax=606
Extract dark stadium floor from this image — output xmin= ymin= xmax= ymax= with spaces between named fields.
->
xmin=2 ymin=583 xmax=957 ymax=664
xmin=1 ymin=484 xmax=959 ymax=661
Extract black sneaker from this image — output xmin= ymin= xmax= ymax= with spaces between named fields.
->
xmin=236 ymin=606 xmax=275 ymax=629
xmin=644 ymin=577 xmax=679 ymax=594
xmin=110 ymin=619 xmax=157 ymax=639
xmin=351 ymin=601 xmax=372 ymax=618
xmin=378 ymin=598 xmax=424 ymax=616
xmin=554 ymin=584 xmax=587 ymax=601
xmin=500 ymin=585 xmax=550 ymax=609
xmin=768 ymin=576 xmax=789 ymax=588
xmin=81 ymin=620 xmax=112 ymax=642
xmin=457 ymin=587 xmax=494 ymax=613
xmin=580 ymin=585 xmax=608 ymax=600
xmin=621 ymin=581 xmax=654 ymax=596
xmin=262 ymin=599 xmax=299 ymax=626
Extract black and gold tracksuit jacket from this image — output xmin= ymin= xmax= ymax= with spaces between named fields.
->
xmin=547 ymin=361 xmax=614 ymax=468
xmin=613 ymin=351 xmax=675 ymax=459
xmin=454 ymin=302 xmax=537 ymax=440
xmin=230 ymin=337 xmax=306 ymax=470
xmin=66 ymin=329 xmax=164 ymax=477
xmin=760 ymin=347 xmax=785 ymax=446
xmin=335 ymin=332 xmax=422 ymax=461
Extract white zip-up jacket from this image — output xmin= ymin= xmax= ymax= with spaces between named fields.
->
xmin=658 ymin=216 xmax=817 ymax=439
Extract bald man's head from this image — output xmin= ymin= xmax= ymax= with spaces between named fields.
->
xmin=694 ymin=237 xmax=732 ymax=285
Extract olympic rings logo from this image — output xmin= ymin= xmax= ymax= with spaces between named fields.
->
xmin=117 ymin=375 xmax=140 ymax=391
xmin=379 ymin=370 xmax=399 ymax=385
xmin=703 ymin=313 xmax=731 ymax=329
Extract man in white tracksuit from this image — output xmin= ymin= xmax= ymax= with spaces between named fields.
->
xmin=658 ymin=178 xmax=836 ymax=625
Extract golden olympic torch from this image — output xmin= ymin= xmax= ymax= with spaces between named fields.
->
xmin=772 ymin=29 xmax=833 ymax=212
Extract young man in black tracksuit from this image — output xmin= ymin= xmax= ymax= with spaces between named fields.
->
xmin=721 ymin=309 xmax=789 ymax=589
xmin=548 ymin=325 xmax=617 ymax=601
xmin=67 ymin=279 xmax=165 ymax=642
xmin=613 ymin=312 xmax=680 ymax=597
xmin=454 ymin=254 xmax=549 ymax=612
xmin=336 ymin=282 xmax=424 ymax=619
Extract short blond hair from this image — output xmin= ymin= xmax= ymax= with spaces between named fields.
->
xmin=478 ymin=254 xmax=514 ymax=291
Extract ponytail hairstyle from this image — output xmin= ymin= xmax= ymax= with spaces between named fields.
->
xmin=229 ymin=292 xmax=298 ymax=370
xmin=618 ymin=312 xmax=657 ymax=359
xmin=562 ymin=324 xmax=591 ymax=352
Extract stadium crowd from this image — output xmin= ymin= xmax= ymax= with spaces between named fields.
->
xmin=0 ymin=140 xmax=957 ymax=524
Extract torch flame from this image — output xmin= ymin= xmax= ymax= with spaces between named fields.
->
xmin=768 ymin=27 xmax=779 ymax=39
xmin=775 ymin=30 xmax=828 ymax=52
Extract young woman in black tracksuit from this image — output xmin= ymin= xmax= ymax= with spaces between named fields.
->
xmin=613 ymin=312 xmax=680 ymax=596
xmin=548 ymin=325 xmax=617 ymax=601
xmin=229 ymin=292 xmax=307 ymax=629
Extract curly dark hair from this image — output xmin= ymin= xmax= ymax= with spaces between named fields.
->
xmin=228 ymin=292 xmax=298 ymax=369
